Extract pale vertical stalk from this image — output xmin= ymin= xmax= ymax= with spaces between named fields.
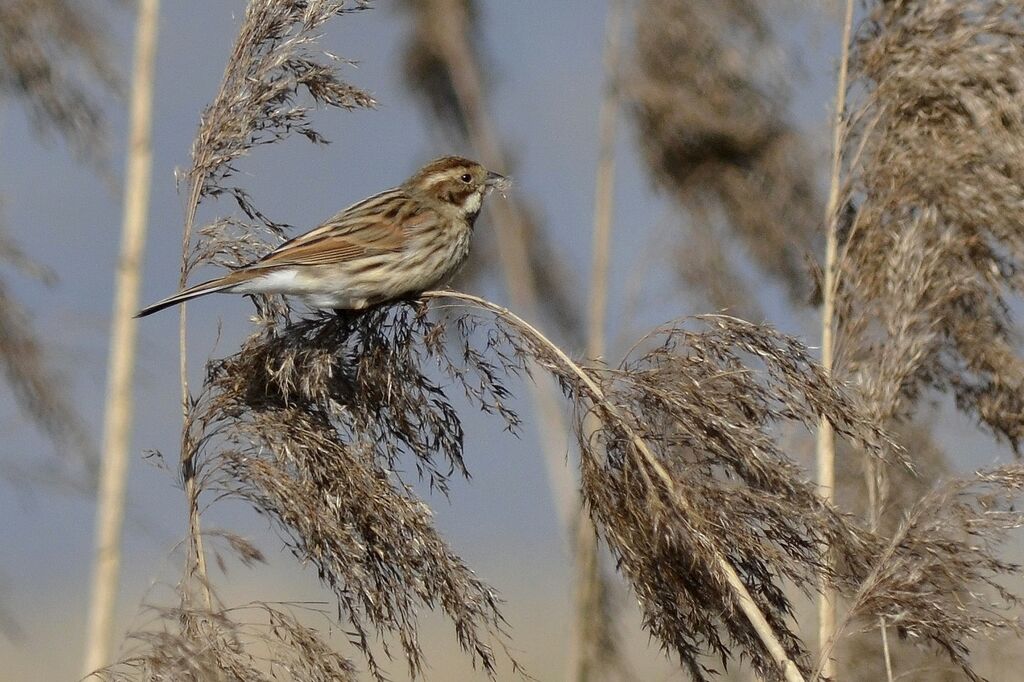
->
xmin=865 ymin=456 xmax=894 ymax=681
xmin=425 ymin=291 xmax=807 ymax=682
xmin=570 ymin=1 xmax=624 ymax=679
xmin=879 ymin=618 xmax=894 ymax=682
xmin=179 ymin=171 xmax=212 ymax=612
xmin=817 ymin=0 xmax=854 ymax=678
xmin=586 ymin=0 xmax=623 ymax=362
xmin=433 ymin=1 xmax=576 ymax=530
xmin=81 ymin=0 xmax=160 ymax=674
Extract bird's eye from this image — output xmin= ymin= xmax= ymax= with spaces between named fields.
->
xmin=460 ymin=173 xmax=473 ymax=183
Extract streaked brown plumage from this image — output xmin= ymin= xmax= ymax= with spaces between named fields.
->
xmin=138 ymin=156 xmax=506 ymax=317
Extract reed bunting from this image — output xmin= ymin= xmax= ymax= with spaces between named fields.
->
xmin=138 ymin=156 xmax=507 ymax=317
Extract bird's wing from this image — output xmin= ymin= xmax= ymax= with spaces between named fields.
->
xmin=248 ymin=188 xmax=428 ymax=269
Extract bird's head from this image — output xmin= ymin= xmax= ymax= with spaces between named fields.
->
xmin=406 ymin=156 xmax=509 ymax=221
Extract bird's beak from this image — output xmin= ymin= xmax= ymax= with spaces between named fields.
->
xmin=485 ymin=170 xmax=510 ymax=193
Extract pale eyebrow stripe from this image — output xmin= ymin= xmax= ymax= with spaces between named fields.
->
xmin=422 ymin=169 xmax=463 ymax=187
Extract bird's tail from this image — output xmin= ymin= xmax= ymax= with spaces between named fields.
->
xmin=136 ymin=276 xmax=238 ymax=318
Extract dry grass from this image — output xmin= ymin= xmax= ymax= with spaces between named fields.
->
xmin=194 ymin=304 xmax=521 ymax=678
xmin=96 ymin=600 xmax=358 ymax=682
xmin=818 ymin=1 xmax=1024 ymax=677
xmin=181 ymin=0 xmax=375 ymax=252
xmin=821 ymin=465 xmax=1024 ymax=682
xmin=193 ymin=288 xmax=909 ymax=682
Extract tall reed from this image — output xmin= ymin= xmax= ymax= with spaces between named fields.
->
xmin=570 ymin=1 xmax=626 ymax=679
xmin=82 ymin=0 xmax=161 ymax=672
xmin=818 ymin=1 xmax=1024 ymax=674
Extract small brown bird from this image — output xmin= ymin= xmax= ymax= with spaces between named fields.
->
xmin=138 ymin=156 xmax=507 ymax=317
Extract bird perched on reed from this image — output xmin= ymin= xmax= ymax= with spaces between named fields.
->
xmin=138 ymin=156 xmax=507 ymax=317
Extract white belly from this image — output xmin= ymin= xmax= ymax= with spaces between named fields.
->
xmin=232 ymin=229 xmax=472 ymax=310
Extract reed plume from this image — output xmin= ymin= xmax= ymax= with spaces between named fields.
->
xmin=0 ymin=0 xmax=121 ymax=483
xmin=98 ymin=2 xmax=516 ymax=679
xmin=813 ymin=0 xmax=1024 ymax=676
xmin=834 ymin=0 xmax=1024 ymax=449
xmin=0 ymin=0 xmax=118 ymax=157
xmin=630 ymin=0 xmax=822 ymax=313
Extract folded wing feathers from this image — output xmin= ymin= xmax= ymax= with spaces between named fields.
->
xmin=138 ymin=187 xmax=425 ymax=316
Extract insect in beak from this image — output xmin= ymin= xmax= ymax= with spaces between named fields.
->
xmin=484 ymin=170 xmax=510 ymax=194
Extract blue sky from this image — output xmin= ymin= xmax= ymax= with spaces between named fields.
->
xmin=0 ymin=2 xmax=1017 ymax=680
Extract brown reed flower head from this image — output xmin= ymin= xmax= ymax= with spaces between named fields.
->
xmin=630 ymin=0 xmax=821 ymax=308
xmin=138 ymin=156 xmax=508 ymax=317
xmin=836 ymin=0 xmax=1024 ymax=448
xmin=0 ymin=0 xmax=119 ymax=157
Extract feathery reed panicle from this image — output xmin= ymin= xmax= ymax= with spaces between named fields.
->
xmin=815 ymin=2 xmax=1024 ymax=676
xmin=837 ymin=1 xmax=1024 ymax=446
xmin=630 ymin=0 xmax=822 ymax=308
xmin=820 ymin=465 xmax=1024 ymax=682
xmin=103 ymin=1 xmax=399 ymax=679
xmin=188 ymin=304 xmax=520 ymax=678
xmin=833 ymin=422 xmax=955 ymax=680
xmin=183 ymin=0 xmax=375 ymax=255
xmin=95 ymin=600 xmax=358 ymax=682
xmin=0 ymin=275 xmax=94 ymax=482
xmin=0 ymin=0 xmax=118 ymax=157
xmin=443 ymin=290 xmax=1023 ymax=681
xmin=425 ymin=291 xmax=904 ymax=682
xmin=174 ymin=0 xmax=376 ymax=612
xmin=0 ymin=0 xmax=119 ymax=481
xmin=175 ymin=0 xmax=376 ymax=571
xmin=115 ymin=2 xmax=522 ymax=678
xmin=573 ymin=315 xmax=891 ymax=681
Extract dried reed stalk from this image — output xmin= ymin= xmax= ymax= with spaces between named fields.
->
xmin=81 ymin=0 xmax=161 ymax=673
xmin=569 ymin=1 xmax=625 ymax=679
xmin=816 ymin=1 xmax=854 ymax=677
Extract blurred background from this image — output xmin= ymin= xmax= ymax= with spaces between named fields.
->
xmin=0 ymin=1 xmax=1020 ymax=680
